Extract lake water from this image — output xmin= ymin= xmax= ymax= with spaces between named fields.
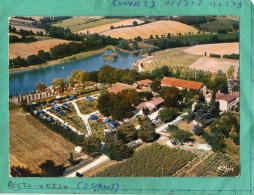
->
xmin=9 ymin=50 xmax=141 ymax=96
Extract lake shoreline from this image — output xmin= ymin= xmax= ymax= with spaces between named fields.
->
xmin=9 ymin=46 xmax=116 ymax=74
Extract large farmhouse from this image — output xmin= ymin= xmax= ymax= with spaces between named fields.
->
xmin=161 ymin=77 xmax=206 ymax=95
xmin=206 ymin=92 xmax=239 ymax=112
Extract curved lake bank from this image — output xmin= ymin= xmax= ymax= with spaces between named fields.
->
xmin=9 ymin=50 xmax=142 ymax=96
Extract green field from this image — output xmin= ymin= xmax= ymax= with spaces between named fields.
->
xmin=142 ymin=47 xmax=200 ymax=71
xmin=96 ymin=143 xmax=196 ymax=177
xmin=53 ymin=17 xmax=123 ymax=32
xmin=200 ymin=16 xmax=239 ymax=32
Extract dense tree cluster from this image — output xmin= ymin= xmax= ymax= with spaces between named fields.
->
xmin=168 ymin=125 xmax=193 ymax=143
xmin=38 ymin=159 xmax=66 ymax=177
xmin=98 ymin=65 xmax=139 ymax=84
xmin=9 ymin=35 xmax=37 ymax=43
xmin=138 ymin=117 xmax=158 ymax=142
xmin=159 ymin=107 xmax=178 ymax=123
xmin=117 ymin=123 xmax=138 ymax=143
xmin=82 ymin=136 xmax=102 ymax=157
xmin=10 ymin=166 xmax=43 ymax=177
xmin=104 ymin=133 xmax=133 ymax=160
xmin=98 ymin=89 xmax=139 ymax=121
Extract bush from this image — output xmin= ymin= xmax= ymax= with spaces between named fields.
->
xmin=222 ymin=53 xmax=239 ymax=60
xmin=210 ymin=53 xmax=221 ymax=58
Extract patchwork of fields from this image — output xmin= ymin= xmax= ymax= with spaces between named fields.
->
xmin=141 ymin=42 xmax=239 ymax=73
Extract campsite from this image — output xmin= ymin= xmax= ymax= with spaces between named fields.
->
xmin=9 ymin=15 xmax=240 ymax=177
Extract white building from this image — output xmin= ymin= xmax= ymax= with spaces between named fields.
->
xmin=206 ymin=92 xmax=239 ymax=112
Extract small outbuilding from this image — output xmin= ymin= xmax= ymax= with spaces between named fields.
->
xmin=74 ymin=146 xmax=82 ymax=153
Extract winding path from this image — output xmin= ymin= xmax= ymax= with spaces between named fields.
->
xmin=71 ymin=101 xmax=92 ymax=136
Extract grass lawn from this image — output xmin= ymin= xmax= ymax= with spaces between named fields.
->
xmin=76 ymin=99 xmax=98 ymax=115
xmin=142 ymin=47 xmax=201 ymax=71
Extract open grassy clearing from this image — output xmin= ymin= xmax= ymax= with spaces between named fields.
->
xmin=183 ymin=42 xmax=239 ymax=56
xmin=189 ymin=57 xmax=239 ymax=73
xmin=10 ymin=25 xmax=46 ymax=35
xmin=142 ymin=47 xmax=201 ymax=71
xmin=96 ymin=143 xmax=196 ymax=177
xmin=75 ymin=99 xmax=98 ymax=115
xmin=79 ymin=19 xmax=144 ymax=34
xmin=9 ymin=38 xmax=70 ymax=59
xmin=200 ymin=16 xmax=239 ymax=32
xmin=177 ymin=122 xmax=207 ymax=144
xmin=9 ymin=106 xmax=79 ymax=172
xmin=102 ymin=20 xmax=198 ymax=40
xmin=52 ymin=16 xmax=103 ymax=32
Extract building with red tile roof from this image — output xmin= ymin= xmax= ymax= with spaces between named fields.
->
xmin=136 ymin=79 xmax=153 ymax=86
xmin=108 ymin=82 xmax=136 ymax=94
xmin=136 ymin=97 xmax=164 ymax=113
xmin=161 ymin=77 xmax=203 ymax=91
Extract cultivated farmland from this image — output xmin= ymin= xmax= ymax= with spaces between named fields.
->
xmin=78 ymin=19 xmax=144 ymax=34
xmin=141 ymin=47 xmax=201 ymax=71
xmin=10 ymin=25 xmax=46 ymax=35
xmin=9 ymin=106 xmax=79 ymax=172
xmin=96 ymin=143 xmax=196 ymax=177
xmin=174 ymin=152 xmax=239 ymax=177
xmin=101 ymin=21 xmax=198 ymax=39
xmin=52 ymin=16 xmax=103 ymax=32
xmin=183 ymin=42 xmax=239 ymax=56
xmin=9 ymin=38 xmax=70 ymax=59
xmin=189 ymin=57 xmax=239 ymax=73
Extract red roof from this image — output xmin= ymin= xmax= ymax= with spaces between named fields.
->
xmin=137 ymin=79 xmax=153 ymax=86
xmin=161 ymin=77 xmax=203 ymax=90
xmin=216 ymin=93 xmax=237 ymax=103
xmin=136 ymin=97 xmax=164 ymax=111
xmin=108 ymin=82 xmax=136 ymax=94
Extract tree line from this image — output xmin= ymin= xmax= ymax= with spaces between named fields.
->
xmin=9 ymin=34 xmax=120 ymax=69
xmin=152 ymin=33 xmax=239 ymax=51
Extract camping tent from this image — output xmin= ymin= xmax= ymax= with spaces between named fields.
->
xmin=109 ymin=121 xmax=119 ymax=128
xmin=86 ymin=96 xmax=94 ymax=101
xmin=89 ymin=115 xmax=98 ymax=120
